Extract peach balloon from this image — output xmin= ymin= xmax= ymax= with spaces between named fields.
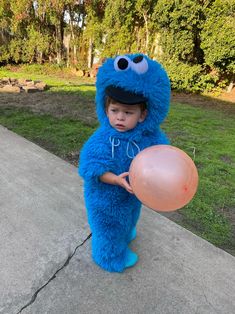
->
xmin=129 ymin=145 xmax=198 ymax=212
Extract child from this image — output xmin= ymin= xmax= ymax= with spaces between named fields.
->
xmin=79 ymin=54 xmax=170 ymax=272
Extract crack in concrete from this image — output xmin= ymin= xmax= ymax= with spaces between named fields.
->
xmin=16 ymin=233 xmax=92 ymax=314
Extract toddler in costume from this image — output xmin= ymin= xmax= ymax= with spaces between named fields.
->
xmin=79 ymin=54 xmax=170 ymax=272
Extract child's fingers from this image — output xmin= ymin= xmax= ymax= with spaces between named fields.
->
xmin=119 ymin=172 xmax=129 ymax=178
xmin=118 ymin=172 xmax=134 ymax=193
xmin=127 ymin=188 xmax=134 ymax=194
xmin=122 ymin=180 xmax=134 ymax=194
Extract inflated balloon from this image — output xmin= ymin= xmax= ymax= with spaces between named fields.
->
xmin=129 ymin=145 xmax=198 ymax=212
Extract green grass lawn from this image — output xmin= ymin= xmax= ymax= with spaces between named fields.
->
xmin=0 ymin=65 xmax=234 ymax=253
xmin=0 ymin=107 xmax=96 ymax=159
xmin=165 ymin=103 xmax=235 ymax=248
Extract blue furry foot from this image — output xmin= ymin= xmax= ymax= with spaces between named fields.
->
xmin=129 ymin=227 xmax=137 ymax=241
xmin=125 ymin=248 xmax=138 ymax=268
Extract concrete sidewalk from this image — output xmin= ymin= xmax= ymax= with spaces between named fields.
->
xmin=0 ymin=125 xmax=235 ymax=314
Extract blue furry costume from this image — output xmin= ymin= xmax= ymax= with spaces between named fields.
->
xmin=79 ymin=54 xmax=170 ymax=272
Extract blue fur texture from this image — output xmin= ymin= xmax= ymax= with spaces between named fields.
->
xmin=79 ymin=54 xmax=170 ymax=272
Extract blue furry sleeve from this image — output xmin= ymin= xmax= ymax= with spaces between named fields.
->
xmin=157 ymin=129 xmax=170 ymax=145
xmin=78 ymin=131 xmax=115 ymax=181
xmin=150 ymin=128 xmax=170 ymax=146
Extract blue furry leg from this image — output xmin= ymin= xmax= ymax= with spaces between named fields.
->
xmin=89 ymin=205 xmax=141 ymax=272
xmin=91 ymin=232 xmax=128 ymax=272
xmin=91 ymin=218 xmax=132 ymax=272
xmin=132 ymin=206 xmax=141 ymax=228
xmin=125 ymin=248 xmax=138 ymax=268
xmin=127 ymin=207 xmax=141 ymax=242
xmin=128 ymin=227 xmax=137 ymax=242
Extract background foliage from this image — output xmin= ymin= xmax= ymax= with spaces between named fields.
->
xmin=0 ymin=0 xmax=235 ymax=92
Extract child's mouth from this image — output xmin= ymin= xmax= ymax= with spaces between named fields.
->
xmin=116 ymin=124 xmax=125 ymax=129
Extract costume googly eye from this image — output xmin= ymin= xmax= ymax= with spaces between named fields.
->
xmin=114 ymin=56 xmax=131 ymax=71
xmin=131 ymin=55 xmax=148 ymax=74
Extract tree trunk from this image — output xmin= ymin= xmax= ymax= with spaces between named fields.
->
xmin=143 ymin=12 xmax=149 ymax=54
xmin=73 ymin=45 xmax=77 ymax=65
xmin=55 ymin=12 xmax=65 ymax=64
xmin=87 ymin=37 xmax=94 ymax=68
xmin=227 ymin=80 xmax=234 ymax=93
xmin=68 ymin=9 xmax=78 ymax=65
xmin=65 ymin=34 xmax=70 ymax=67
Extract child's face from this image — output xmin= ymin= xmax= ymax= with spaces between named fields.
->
xmin=106 ymin=102 xmax=147 ymax=132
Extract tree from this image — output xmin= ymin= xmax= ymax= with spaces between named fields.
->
xmin=1 ymin=0 xmax=34 ymax=63
xmin=38 ymin=0 xmax=67 ymax=64
xmin=0 ymin=0 xmax=11 ymax=62
xmin=0 ymin=0 xmax=234 ymax=92
xmin=134 ymin=0 xmax=157 ymax=55
xmin=81 ymin=0 xmax=105 ymax=67
xmin=151 ymin=0 xmax=225 ymax=92
xmin=201 ymin=0 xmax=235 ymax=85
xmin=152 ymin=0 xmax=209 ymax=64
xmin=66 ymin=1 xmax=85 ymax=65
xmin=99 ymin=0 xmax=136 ymax=57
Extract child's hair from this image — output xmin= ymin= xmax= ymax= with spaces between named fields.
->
xmin=105 ymin=96 xmax=147 ymax=112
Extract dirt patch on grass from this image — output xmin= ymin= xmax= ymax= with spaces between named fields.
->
xmin=0 ymin=89 xmax=97 ymax=125
xmin=0 ymin=87 xmax=234 ymax=122
xmin=171 ymin=90 xmax=235 ymax=115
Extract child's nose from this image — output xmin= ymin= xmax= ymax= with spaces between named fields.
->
xmin=117 ymin=112 xmax=125 ymax=120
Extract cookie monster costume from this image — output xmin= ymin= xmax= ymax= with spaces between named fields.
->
xmin=79 ymin=54 xmax=170 ymax=272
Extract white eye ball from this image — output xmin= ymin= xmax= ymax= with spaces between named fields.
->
xmin=114 ymin=56 xmax=131 ymax=71
xmin=131 ymin=55 xmax=148 ymax=74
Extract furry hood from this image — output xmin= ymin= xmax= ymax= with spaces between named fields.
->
xmin=95 ymin=53 xmax=170 ymax=134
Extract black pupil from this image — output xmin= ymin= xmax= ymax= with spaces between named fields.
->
xmin=117 ymin=58 xmax=129 ymax=70
xmin=133 ymin=55 xmax=143 ymax=63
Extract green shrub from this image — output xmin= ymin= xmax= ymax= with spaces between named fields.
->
xmin=19 ymin=63 xmax=69 ymax=76
xmin=163 ymin=60 xmax=202 ymax=92
xmin=163 ymin=60 xmax=227 ymax=92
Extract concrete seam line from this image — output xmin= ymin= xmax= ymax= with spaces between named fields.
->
xmin=16 ymin=233 xmax=92 ymax=314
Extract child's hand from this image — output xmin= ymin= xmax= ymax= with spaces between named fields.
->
xmin=116 ymin=172 xmax=134 ymax=194
xmin=99 ymin=171 xmax=134 ymax=194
